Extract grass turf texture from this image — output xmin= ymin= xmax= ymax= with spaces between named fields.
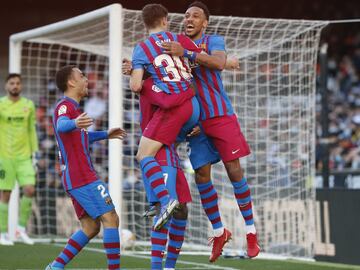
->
xmin=1 ymin=243 xmax=360 ymax=270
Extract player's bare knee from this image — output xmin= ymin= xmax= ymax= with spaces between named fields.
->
xmin=0 ymin=191 xmax=11 ymax=203
xmin=195 ymin=166 xmax=211 ymax=184
xmin=101 ymin=210 xmax=119 ymax=228
xmin=224 ymin=159 xmax=243 ymax=181
xmin=173 ymin=203 xmax=188 ymax=220
xmin=81 ymin=217 xmax=101 ymax=239
xmin=135 ymin=151 xmax=143 ymax=162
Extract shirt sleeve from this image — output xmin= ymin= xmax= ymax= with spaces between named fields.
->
xmin=177 ymin=34 xmax=202 ymax=53
xmin=28 ymin=101 xmax=39 ymax=153
xmin=57 ymin=116 xmax=77 ymax=133
xmin=132 ymin=44 xmax=146 ymax=70
xmin=88 ymin=131 xmax=108 ymax=143
xmin=208 ymin=35 xmax=226 ymax=53
xmin=141 ymin=78 xmax=195 ymax=109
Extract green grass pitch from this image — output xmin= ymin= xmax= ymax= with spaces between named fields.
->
xmin=1 ymin=243 xmax=360 ymax=270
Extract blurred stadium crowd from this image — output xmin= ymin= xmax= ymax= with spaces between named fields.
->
xmin=316 ymin=31 xmax=360 ymax=187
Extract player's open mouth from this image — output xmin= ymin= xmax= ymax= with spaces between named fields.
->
xmin=186 ymin=25 xmax=195 ymax=31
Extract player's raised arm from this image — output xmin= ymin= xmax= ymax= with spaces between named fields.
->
xmin=88 ymin=128 xmax=126 ymax=143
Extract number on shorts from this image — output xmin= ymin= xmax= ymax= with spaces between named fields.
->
xmin=163 ymin=173 xmax=169 ymax=185
xmin=97 ymin=184 xmax=109 ymax=198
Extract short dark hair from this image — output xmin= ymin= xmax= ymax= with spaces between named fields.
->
xmin=56 ymin=65 xmax=76 ymax=92
xmin=142 ymin=4 xmax=168 ymax=29
xmin=6 ymin=73 xmax=21 ymax=82
xmin=188 ymin=1 xmax=210 ymax=21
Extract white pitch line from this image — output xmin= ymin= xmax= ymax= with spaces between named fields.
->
xmin=51 ymin=243 xmax=239 ymax=270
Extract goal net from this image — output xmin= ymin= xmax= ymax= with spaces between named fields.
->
xmin=8 ymin=4 xmax=328 ymax=258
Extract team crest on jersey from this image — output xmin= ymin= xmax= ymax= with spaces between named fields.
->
xmin=105 ymin=197 xmax=113 ymax=205
xmin=199 ymin=43 xmax=207 ymax=51
xmin=152 ymin=85 xmax=162 ymax=93
xmin=58 ymin=105 xmax=67 ymax=116
xmin=23 ymin=107 xmax=29 ymax=113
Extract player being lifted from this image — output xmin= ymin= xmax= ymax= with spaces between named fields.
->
xmin=129 ymin=3 xmax=201 ymax=230
xmin=46 ymin=66 xmax=126 ymax=270
xmin=162 ymin=1 xmax=261 ymax=262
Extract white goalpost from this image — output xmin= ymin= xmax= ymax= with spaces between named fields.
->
xmin=8 ymin=4 xmax=329 ymax=258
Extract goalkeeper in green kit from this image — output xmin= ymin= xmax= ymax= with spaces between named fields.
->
xmin=0 ymin=73 xmax=38 ymax=245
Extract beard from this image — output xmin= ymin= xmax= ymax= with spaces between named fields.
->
xmin=9 ymin=90 xmax=20 ymax=97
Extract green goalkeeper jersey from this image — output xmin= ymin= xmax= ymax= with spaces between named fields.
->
xmin=0 ymin=96 xmax=38 ymax=159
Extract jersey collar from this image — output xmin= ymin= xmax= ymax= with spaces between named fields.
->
xmin=63 ymin=96 xmax=79 ymax=108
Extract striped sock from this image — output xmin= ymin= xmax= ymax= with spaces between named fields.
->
xmin=151 ymin=217 xmax=169 ymax=270
xmin=196 ymin=181 xmax=223 ymax=230
xmin=231 ymin=178 xmax=254 ymax=226
xmin=140 ymin=156 xmax=170 ymax=207
xmin=103 ymin=228 xmax=121 ymax=270
xmin=165 ymin=218 xmax=187 ymax=269
xmin=51 ymin=230 xmax=89 ymax=268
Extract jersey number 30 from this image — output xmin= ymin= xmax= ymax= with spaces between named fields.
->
xmin=154 ymin=54 xmax=192 ymax=82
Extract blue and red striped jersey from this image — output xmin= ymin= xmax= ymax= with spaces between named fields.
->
xmin=139 ymin=80 xmax=181 ymax=168
xmin=132 ymin=31 xmax=201 ymax=94
xmin=192 ymin=34 xmax=234 ymax=120
xmin=52 ymin=97 xmax=98 ymax=190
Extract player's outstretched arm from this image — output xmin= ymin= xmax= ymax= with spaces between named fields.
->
xmin=162 ymin=41 xmax=226 ymax=70
xmin=57 ymin=112 xmax=93 ymax=133
xmin=225 ymin=57 xmax=240 ymax=70
xmin=108 ymin=128 xmax=127 ymax=140
xmin=88 ymin=128 xmax=126 ymax=143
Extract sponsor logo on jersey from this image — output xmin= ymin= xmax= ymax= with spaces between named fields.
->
xmin=58 ymin=105 xmax=67 ymax=116
xmin=7 ymin=116 xmax=24 ymax=122
xmin=199 ymin=43 xmax=207 ymax=51
xmin=152 ymin=85 xmax=162 ymax=93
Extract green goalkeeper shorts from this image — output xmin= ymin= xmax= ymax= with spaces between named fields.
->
xmin=0 ymin=158 xmax=36 ymax=190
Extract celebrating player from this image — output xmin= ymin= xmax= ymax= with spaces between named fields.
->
xmin=0 ymin=74 xmax=38 ymax=245
xmin=129 ymin=3 xmax=201 ymax=230
xmin=162 ymin=1 xmax=260 ymax=262
xmin=45 ymin=66 xmax=126 ymax=270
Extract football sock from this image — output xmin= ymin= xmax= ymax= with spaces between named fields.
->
xmin=103 ymin=228 xmax=121 ymax=270
xmin=165 ymin=218 xmax=187 ymax=269
xmin=140 ymin=156 xmax=170 ymax=207
xmin=231 ymin=178 xmax=255 ymax=231
xmin=51 ymin=230 xmax=89 ymax=268
xmin=196 ymin=181 xmax=223 ymax=235
xmin=151 ymin=216 xmax=169 ymax=270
